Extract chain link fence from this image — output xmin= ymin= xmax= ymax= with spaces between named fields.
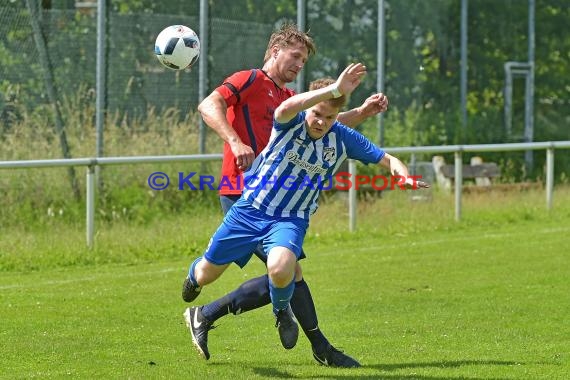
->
xmin=2 ymin=1 xmax=568 ymax=156
xmin=0 ymin=0 xmax=568 ymax=220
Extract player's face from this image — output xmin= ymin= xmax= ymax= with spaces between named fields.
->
xmin=273 ymin=42 xmax=309 ymax=84
xmin=305 ymin=102 xmax=340 ymax=140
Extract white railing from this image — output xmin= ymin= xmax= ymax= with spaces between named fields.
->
xmin=2 ymin=141 xmax=570 ymax=247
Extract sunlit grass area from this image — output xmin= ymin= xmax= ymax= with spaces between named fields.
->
xmin=1 ymin=187 xmax=569 ymax=379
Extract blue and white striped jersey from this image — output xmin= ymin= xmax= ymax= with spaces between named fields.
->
xmin=242 ymin=111 xmax=385 ymax=219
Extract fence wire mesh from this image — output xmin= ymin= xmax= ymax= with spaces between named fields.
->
xmin=0 ymin=0 xmax=568 ymax=166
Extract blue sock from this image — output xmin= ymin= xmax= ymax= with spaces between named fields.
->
xmin=269 ymin=277 xmax=295 ymax=314
xmin=187 ymin=256 xmax=202 ymax=287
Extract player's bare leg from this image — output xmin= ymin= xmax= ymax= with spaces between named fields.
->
xmin=182 ymin=256 xmax=228 ymax=302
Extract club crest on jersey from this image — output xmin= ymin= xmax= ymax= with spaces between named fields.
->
xmin=323 ymin=147 xmax=336 ymax=163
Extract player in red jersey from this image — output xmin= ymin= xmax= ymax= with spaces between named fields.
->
xmin=183 ymin=23 xmax=388 ymax=366
xmin=214 ymin=68 xmax=296 ymax=195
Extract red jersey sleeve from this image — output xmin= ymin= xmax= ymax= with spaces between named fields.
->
xmin=215 ymin=69 xmax=259 ymax=107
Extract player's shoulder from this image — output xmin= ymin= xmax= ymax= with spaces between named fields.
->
xmin=225 ymin=69 xmax=259 ymax=82
xmin=330 ymin=122 xmax=370 ymax=145
xmin=330 ymin=121 xmax=352 ymax=136
xmin=220 ymin=69 xmax=266 ymax=98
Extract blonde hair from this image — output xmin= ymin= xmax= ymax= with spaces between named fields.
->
xmin=263 ymin=23 xmax=316 ymax=63
xmin=309 ymin=78 xmax=347 ymax=109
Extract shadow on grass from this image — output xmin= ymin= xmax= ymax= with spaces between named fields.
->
xmin=370 ymin=359 xmax=524 ymax=371
xmin=252 ymin=359 xmax=524 ymax=379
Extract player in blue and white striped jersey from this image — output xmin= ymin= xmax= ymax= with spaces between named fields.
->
xmin=243 ymin=100 xmax=385 ymax=220
xmin=183 ymin=62 xmax=429 ymax=360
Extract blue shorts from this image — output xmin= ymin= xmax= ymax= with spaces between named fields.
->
xmin=206 ymin=197 xmax=309 ymax=268
xmin=219 ymin=195 xmax=307 ymax=262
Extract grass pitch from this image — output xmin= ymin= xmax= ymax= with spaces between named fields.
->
xmin=1 ymin=189 xmax=569 ymax=379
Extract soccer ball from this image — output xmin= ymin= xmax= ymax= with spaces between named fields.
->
xmin=154 ymin=25 xmax=200 ymax=70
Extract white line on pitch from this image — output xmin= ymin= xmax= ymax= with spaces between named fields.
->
xmin=2 ymin=226 xmax=567 ymax=290
xmin=0 ymin=267 xmax=181 ymax=290
xmin=319 ymin=226 xmax=570 ymax=254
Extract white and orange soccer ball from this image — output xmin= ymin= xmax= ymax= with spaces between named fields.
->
xmin=154 ymin=25 xmax=200 ymax=70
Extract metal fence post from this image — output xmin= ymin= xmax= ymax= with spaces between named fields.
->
xmin=455 ymin=150 xmax=463 ymax=221
xmin=86 ymin=165 xmax=95 ymax=248
xmin=348 ymin=159 xmax=357 ymax=231
xmin=96 ymin=0 xmax=106 ymax=166
xmin=460 ymin=0 xmax=468 ymax=130
xmin=377 ymin=0 xmax=386 ymax=146
xmin=198 ymin=0 xmax=209 ymax=156
xmin=296 ymin=0 xmax=306 ymax=93
xmin=546 ymin=147 xmax=554 ymax=210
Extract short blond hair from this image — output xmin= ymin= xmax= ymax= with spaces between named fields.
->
xmin=263 ymin=23 xmax=316 ymax=63
xmin=309 ymin=78 xmax=347 ymax=109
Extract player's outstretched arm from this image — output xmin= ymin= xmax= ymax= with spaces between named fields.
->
xmin=338 ymin=92 xmax=389 ymax=128
xmin=378 ymin=153 xmax=430 ymax=189
xmin=275 ymin=62 xmax=367 ymax=123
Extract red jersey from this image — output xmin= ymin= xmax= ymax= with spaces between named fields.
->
xmin=215 ymin=69 xmax=295 ymax=195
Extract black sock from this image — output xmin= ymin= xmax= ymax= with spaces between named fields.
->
xmin=289 ymin=279 xmax=330 ymax=353
xmin=201 ymin=274 xmax=271 ymax=322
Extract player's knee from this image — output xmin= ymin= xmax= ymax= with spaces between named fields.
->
xmin=267 ymin=247 xmax=296 ymax=287
xmin=267 ymin=264 xmax=294 ymax=287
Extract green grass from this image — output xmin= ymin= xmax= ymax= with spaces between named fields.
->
xmin=1 ymin=189 xmax=570 ymax=379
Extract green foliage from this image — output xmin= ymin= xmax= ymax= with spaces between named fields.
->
xmin=0 ymin=87 xmax=217 ymax=229
xmin=298 ymin=0 xmax=569 ymax=180
xmin=2 ymin=1 xmax=569 ymax=163
xmin=1 ymin=1 xmax=569 ymax=229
